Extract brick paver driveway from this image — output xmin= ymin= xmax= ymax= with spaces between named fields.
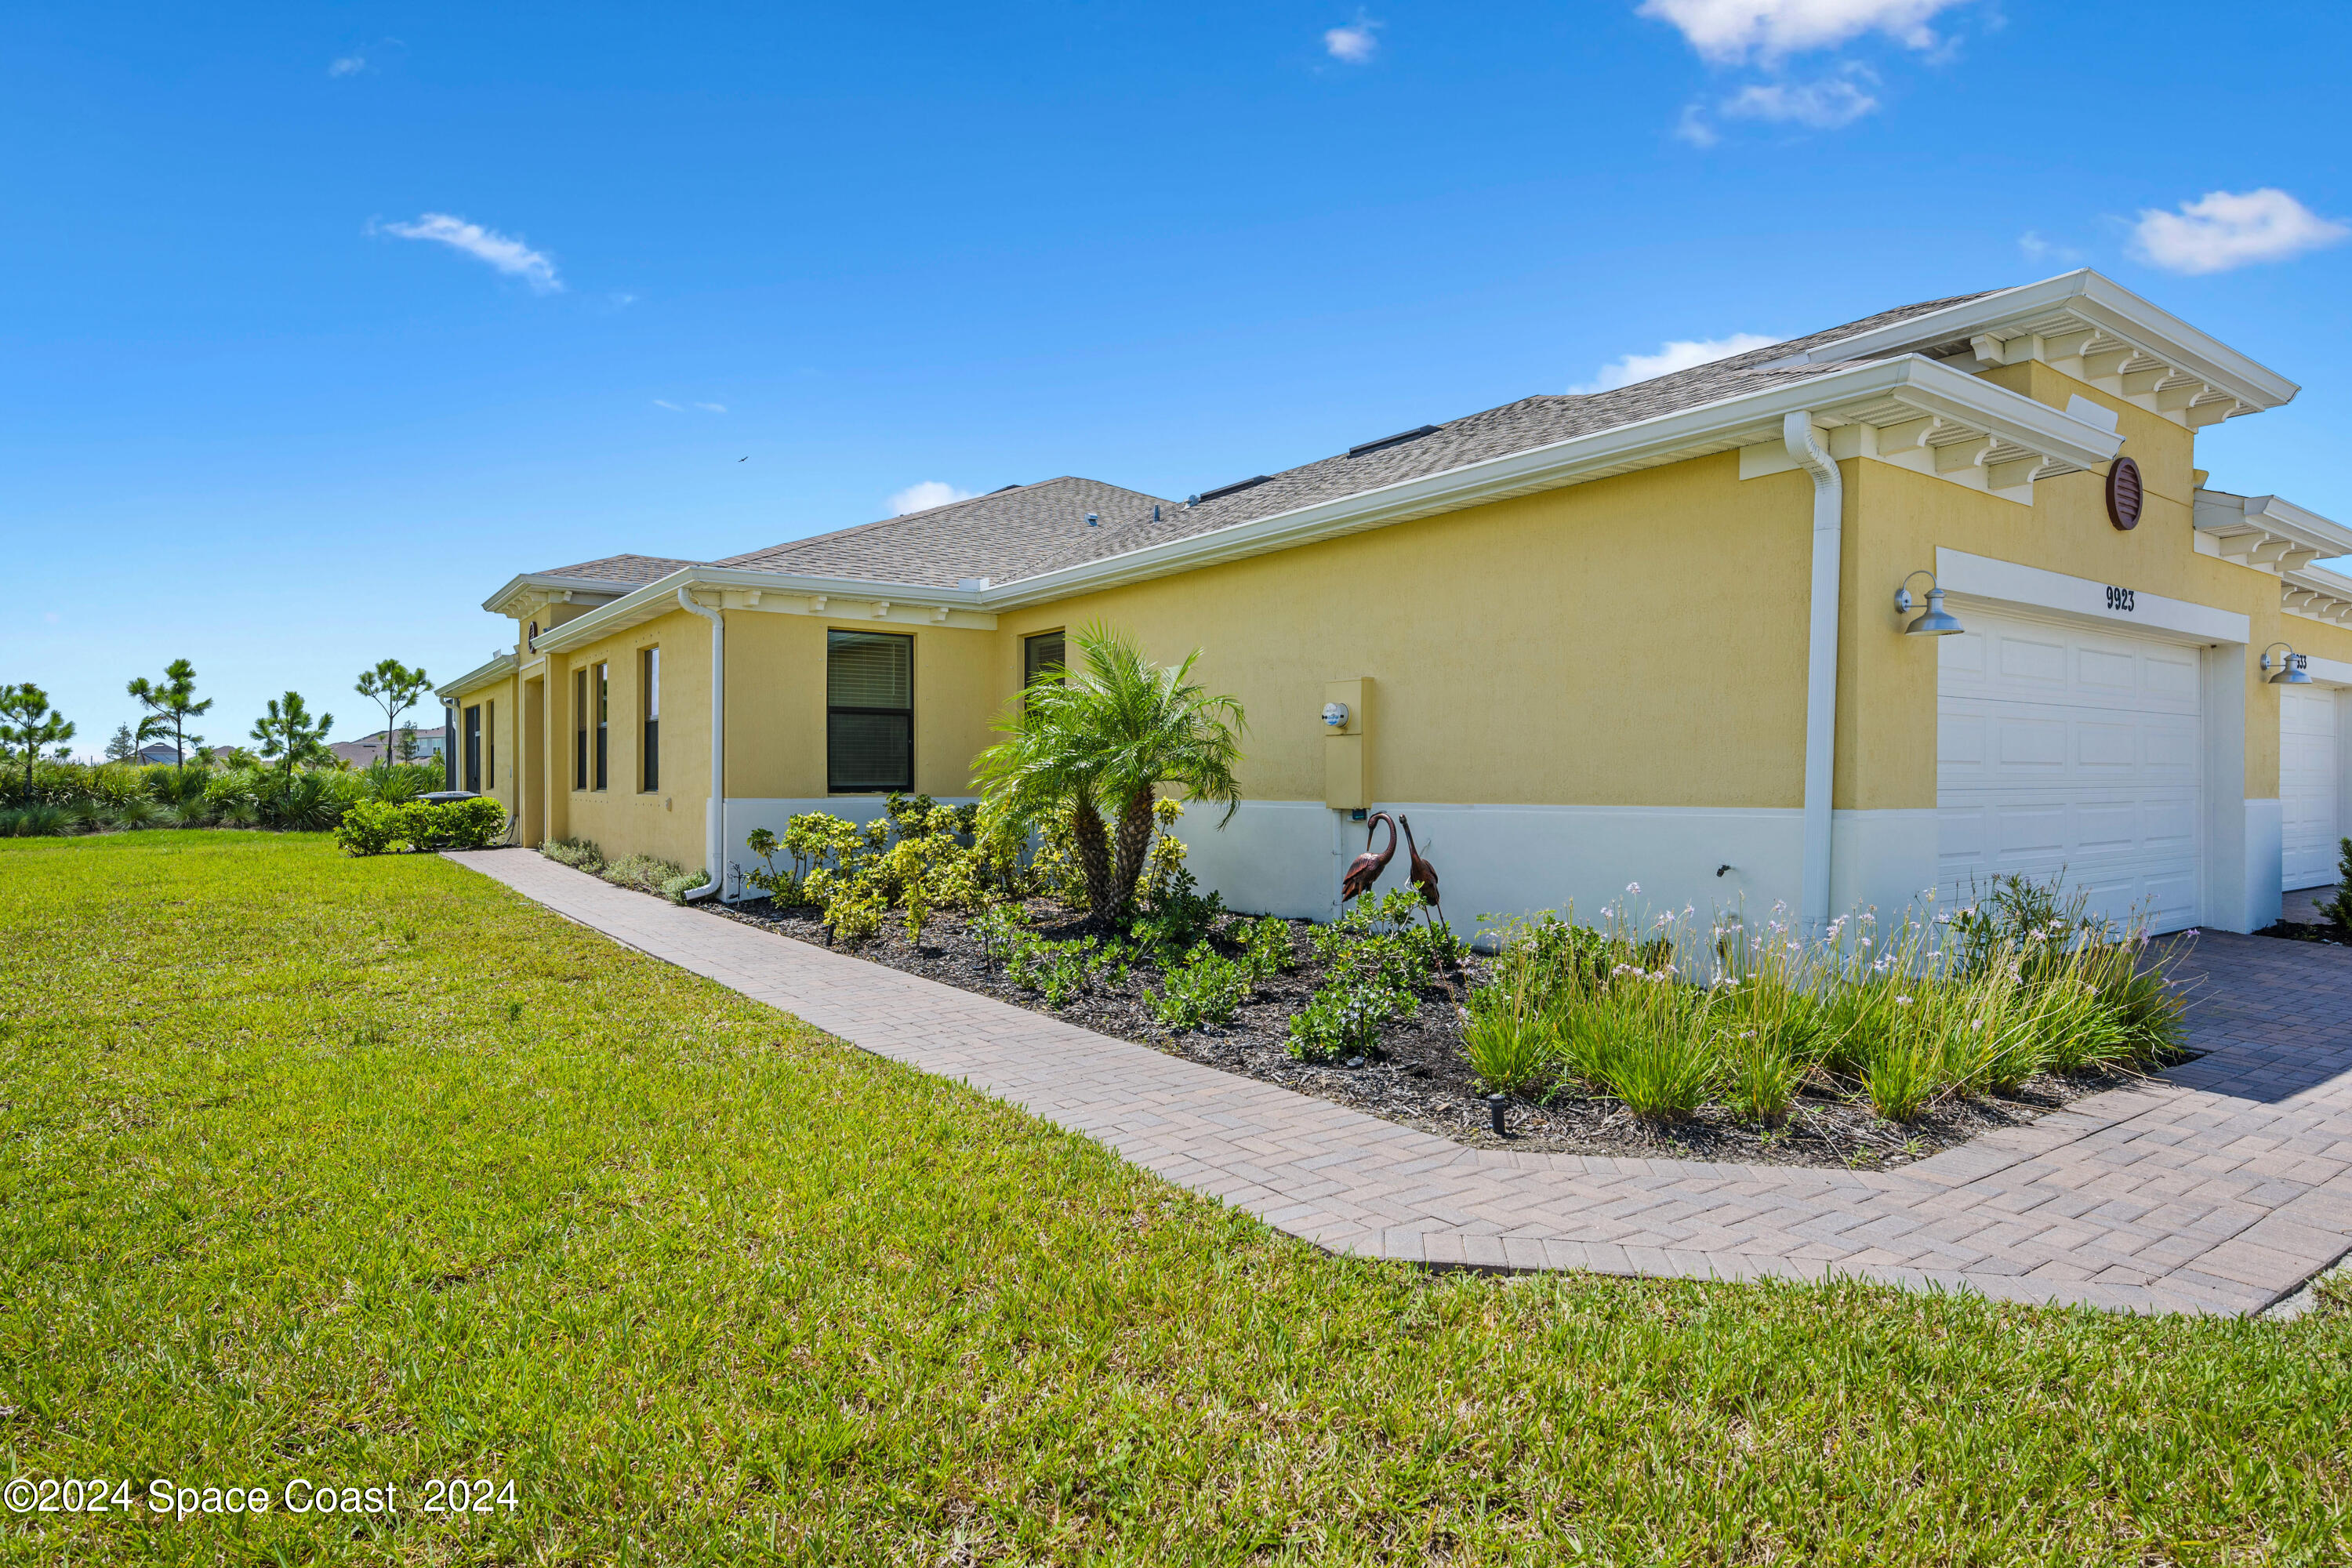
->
xmin=449 ymin=851 xmax=2352 ymax=1316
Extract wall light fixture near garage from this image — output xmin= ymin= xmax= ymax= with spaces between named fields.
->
xmin=1894 ymin=571 xmax=1964 ymax=637
xmin=2262 ymin=642 xmax=2314 ymax=685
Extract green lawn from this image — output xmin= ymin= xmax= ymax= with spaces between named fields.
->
xmin=1 ymin=833 xmax=2346 ymax=1565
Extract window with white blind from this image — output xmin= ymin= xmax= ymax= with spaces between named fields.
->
xmin=827 ymin=630 xmax=913 ymax=793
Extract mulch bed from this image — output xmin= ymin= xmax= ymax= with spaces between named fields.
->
xmin=2258 ymin=920 xmax=2350 ymax=948
xmin=697 ymin=893 xmax=2154 ymax=1172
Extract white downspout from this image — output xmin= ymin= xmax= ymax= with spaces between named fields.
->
xmin=1784 ymin=411 xmax=1842 ymax=931
xmin=676 ymin=586 xmax=726 ymax=901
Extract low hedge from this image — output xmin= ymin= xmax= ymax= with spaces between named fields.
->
xmin=336 ymin=797 xmax=508 ymax=857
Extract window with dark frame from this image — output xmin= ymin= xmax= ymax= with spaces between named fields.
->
xmin=826 ymin=630 xmax=913 ymax=793
xmin=593 ymin=662 xmax=609 ymax=790
xmin=572 ymin=670 xmax=588 ymax=789
xmin=640 ymin=646 xmax=660 ymax=793
xmin=1022 ymin=630 xmax=1066 ymax=689
xmin=463 ymin=705 xmax=482 ymax=793
xmin=486 ymin=699 xmax=497 ymax=793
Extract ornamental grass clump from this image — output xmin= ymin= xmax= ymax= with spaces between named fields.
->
xmin=1463 ymin=872 xmax=2192 ymax=1131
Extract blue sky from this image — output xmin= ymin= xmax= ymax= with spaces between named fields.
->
xmin=7 ymin=1 xmax=2350 ymax=753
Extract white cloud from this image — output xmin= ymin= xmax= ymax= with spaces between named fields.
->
xmin=376 ymin=212 xmax=561 ymax=292
xmin=328 ymin=53 xmax=368 ymax=77
xmin=2017 ymin=230 xmax=2083 ymax=265
xmin=889 ymin=481 xmax=976 ymax=517
xmin=2129 ymin=188 xmax=2350 ymax=276
xmin=652 ymin=399 xmax=683 ymax=411
xmin=1672 ymin=103 xmax=1720 ymax=146
xmin=1324 ymin=19 xmax=1380 ymax=63
xmin=1719 ymin=73 xmax=1877 ymax=126
xmin=1638 ymin=0 xmax=1965 ymax=63
xmin=694 ymin=401 xmax=727 ymax=413
xmin=1571 ymin=332 xmax=1780 ymax=394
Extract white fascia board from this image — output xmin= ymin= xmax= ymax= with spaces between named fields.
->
xmin=435 ymin=653 xmax=517 ymax=701
xmin=2194 ymin=488 xmax=2352 ymax=557
xmin=984 ymin=354 xmax=2121 ymax=608
xmin=528 ymin=565 xmax=990 ymax=656
xmin=1795 ymin=270 xmax=2299 ymax=412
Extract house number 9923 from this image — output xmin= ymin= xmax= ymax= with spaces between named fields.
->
xmin=2104 ymin=586 xmax=2136 ymax=612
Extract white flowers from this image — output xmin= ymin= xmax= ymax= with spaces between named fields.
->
xmin=1626 ymin=881 xmax=1642 ymax=895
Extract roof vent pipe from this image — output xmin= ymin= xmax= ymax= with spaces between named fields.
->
xmin=674 ymin=586 xmax=727 ymax=902
xmin=1784 ymin=411 xmax=1842 ymax=934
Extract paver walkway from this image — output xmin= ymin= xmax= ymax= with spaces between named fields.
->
xmin=448 ymin=851 xmax=2352 ymax=1316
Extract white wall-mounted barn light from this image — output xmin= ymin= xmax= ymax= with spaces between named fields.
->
xmin=1321 ymin=702 xmax=1350 ymax=728
xmin=2262 ymin=642 xmax=2314 ymax=684
xmin=1894 ymin=570 xmax=1964 ymax=637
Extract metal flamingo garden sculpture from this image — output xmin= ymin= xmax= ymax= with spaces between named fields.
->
xmin=1341 ymin=811 xmax=1397 ymax=902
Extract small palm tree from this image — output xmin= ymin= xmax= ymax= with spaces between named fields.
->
xmin=251 ymin=691 xmax=334 ymax=775
xmin=974 ymin=623 xmax=1245 ymax=918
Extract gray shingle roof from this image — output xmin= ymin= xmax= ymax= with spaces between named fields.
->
xmin=712 ymin=477 xmax=1174 ymax=589
xmin=534 ymin=553 xmax=706 ymax=585
xmin=663 ymin=287 xmax=1998 ymax=593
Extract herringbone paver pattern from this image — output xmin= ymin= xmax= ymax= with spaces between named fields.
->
xmin=448 ymin=851 xmax=2352 ymax=1315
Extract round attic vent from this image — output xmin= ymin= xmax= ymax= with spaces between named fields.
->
xmin=2106 ymin=456 xmax=2143 ymax=531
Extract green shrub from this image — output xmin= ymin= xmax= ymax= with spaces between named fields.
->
xmin=1145 ymin=943 xmax=1251 ymax=1031
xmin=604 ymin=854 xmax=691 ymax=897
xmin=1287 ymin=977 xmax=1411 ymax=1064
xmin=338 ymin=797 xmax=510 ymax=856
xmin=544 ymin=838 xmax=605 ymax=873
xmin=969 ymin=904 xmax=1031 ymax=971
xmin=1237 ymin=915 xmax=1295 ymax=978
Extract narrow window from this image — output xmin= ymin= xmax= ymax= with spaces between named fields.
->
xmin=640 ymin=647 xmax=660 ymax=793
xmin=593 ymin=662 xmax=609 ymax=791
xmin=463 ymin=705 xmax=482 ymax=793
xmin=826 ymin=630 xmax=913 ymax=793
xmin=486 ymin=700 xmax=497 ymax=793
xmin=1022 ymin=630 xmax=1066 ymax=691
xmin=572 ymin=670 xmax=588 ymax=790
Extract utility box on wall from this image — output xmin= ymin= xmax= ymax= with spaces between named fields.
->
xmin=1323 ymin=677 xmax=1370 ymax=809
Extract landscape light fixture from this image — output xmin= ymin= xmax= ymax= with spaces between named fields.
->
xmin=2261 ymin=642 xmax=2314 ymax=684
xmin=1486 ymin=1093 xmax=1509 ymax=1138
xmin=1894 ymin=570 xmax=1964 ymax=636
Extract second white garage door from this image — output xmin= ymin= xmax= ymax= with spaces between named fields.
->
xmin=1938 ymin=608 xmax=2204 ymax=933
xmin=2281 ymin=684 xmax=2339 ymax=891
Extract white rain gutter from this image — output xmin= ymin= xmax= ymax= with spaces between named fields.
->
xmin=1785 ymin=411 xmax=1841 ymax=931
xmin=674 ymin=587 xmax=726 ymax=902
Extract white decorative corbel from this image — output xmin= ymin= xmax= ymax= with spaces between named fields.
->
xmin=872 ymin=601 xmax=890 ymax=619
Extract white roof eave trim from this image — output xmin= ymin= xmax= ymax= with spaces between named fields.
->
xmin=436 ymin=652 xmax=517 ymax=702
xmin=1799 ymin=269 xmax=2298 ymax=412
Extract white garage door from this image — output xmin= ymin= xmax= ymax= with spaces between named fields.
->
xmin=2281 ymin=684 xmax=2339 ymax=891
xmin=1938 ymin=608 xmax=2203 ymax=933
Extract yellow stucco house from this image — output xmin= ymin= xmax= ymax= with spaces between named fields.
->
xmin=439 ymin=269 xmax=2352 ymax=935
